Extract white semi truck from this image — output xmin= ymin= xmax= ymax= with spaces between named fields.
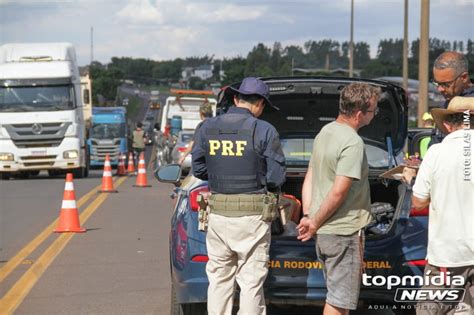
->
xmin=0 ymin=42 xmax=89 ymax=179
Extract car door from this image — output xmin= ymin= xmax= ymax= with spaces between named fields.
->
xmin=407 ymin=128 xmax=433 ymax=159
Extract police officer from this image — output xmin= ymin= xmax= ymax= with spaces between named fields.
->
xmin=191 ymin=77 xmax=286 ymax=315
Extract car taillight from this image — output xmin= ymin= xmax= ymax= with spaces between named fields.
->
xmin=189 ymin=186 xmax=210 ymax=211
xmin=177 ymin=147 xmax=188 ymax=152
xmin=191 ymin=255 xmax=209 ymax=262
xmin=410 ymin=206 xmax=429 ymax=216
xmin=407 ymin=259 xmax=427 ymax=267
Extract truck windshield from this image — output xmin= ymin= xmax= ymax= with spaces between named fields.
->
xmin=90 ymin=123 xmax=126 ymax=140
xmin=0 ymin=85 xmax=75 ymax=112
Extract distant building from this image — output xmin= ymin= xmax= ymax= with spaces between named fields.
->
xmin=181 ymin=65 xmax=214 ymax=81
xmin=193 ymin=65 xmax=214 ymax=80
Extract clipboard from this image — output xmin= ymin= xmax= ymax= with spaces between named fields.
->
xmin=379 ymin=164 xmax=419 ymax=181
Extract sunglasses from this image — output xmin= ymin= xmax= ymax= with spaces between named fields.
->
xmin=432 ymin=72 xmax=464 ymax=89
xmin=365 ymin=107 xmax=379 ymax=115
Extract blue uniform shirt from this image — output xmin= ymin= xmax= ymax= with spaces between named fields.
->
xmin=192 ymin=106 xmax=286 ymax=192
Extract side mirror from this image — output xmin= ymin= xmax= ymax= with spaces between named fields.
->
xmin=83 ymin=89 xmax=90 ymax=105
xmin=154 ymin=164 xmax=182 ymax=183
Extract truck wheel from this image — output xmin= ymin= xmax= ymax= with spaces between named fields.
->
xmin=72 ymin=167 xmax=88 ymax=179
xmin=48 ymin=170 xmax=61 ymax=177
xmin=0 ymin=173 xmax=11 ymax=180
xmin=170 ymin=283 xmax=206 ymax=315
xmin=29 ymin=170 xmax=40 ymax=177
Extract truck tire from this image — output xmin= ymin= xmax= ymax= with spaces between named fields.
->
xmin=171 ymin=283 xmax=206 ymax=315
xmin=72 ymin=167 xmax=88 ymax=179
xmin=29 ymin=170 xmax=40 ymax=177
xmin=0 ymin=173 xmax=11 ymax=180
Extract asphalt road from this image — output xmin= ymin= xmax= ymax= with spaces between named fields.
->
xmin=0 ymin=147 xmax=172 ymax=314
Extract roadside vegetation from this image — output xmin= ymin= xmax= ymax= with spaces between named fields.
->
xmin=88 ymin=37 xmax=474 ymax=105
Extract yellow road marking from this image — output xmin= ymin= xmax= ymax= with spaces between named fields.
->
xmin=0 ymin=176 xmax=128 ymax=314
xmin=0 ymin=182 xmax=101 ymax=284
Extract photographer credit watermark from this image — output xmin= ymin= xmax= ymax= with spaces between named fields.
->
xmin=362 ymin=270 xmax=466 ymax=303
xmin=463 ymin=109 xmax=471 ymax=182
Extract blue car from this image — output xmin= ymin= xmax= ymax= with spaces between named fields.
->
xmin=156 ymin=77 xmax=428 ymax=315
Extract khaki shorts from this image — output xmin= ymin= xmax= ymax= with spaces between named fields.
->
xmin=315 ymin=232 xmax=364 ymax=310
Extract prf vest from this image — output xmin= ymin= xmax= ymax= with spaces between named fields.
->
xmin=203 ymin=113 xmax=266 ymax=194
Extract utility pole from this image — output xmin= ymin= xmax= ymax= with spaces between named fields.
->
xmin=291 ymin=57 xmax=294 ymax=76
xmin=418 ymin=0 xmax=430 ymax=127
xmin=403 ymin=0 xmax=409 ymax=93
xmin=90 ymin=26 xmax=94 ymax=65
xmin=349 ymin=0 xmax=354 ymax=78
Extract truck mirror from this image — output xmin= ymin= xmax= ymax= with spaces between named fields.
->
xmin=83 ymin=89 xmax=90 ymax=105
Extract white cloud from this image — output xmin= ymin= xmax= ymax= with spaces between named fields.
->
xmin=116 ymin=0 xmax=164 ymax=25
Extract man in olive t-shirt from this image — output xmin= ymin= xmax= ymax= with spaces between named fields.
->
xmin=297 ymin=83 xmax=381 ymax=315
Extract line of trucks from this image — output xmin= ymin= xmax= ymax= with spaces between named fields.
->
xmin=0 ymin=42 xmax=218 ymax=179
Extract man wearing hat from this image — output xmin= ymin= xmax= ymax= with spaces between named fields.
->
xmin=410 ymin=96 xmax=473 ymax=314
xmin=191 ymin=77 xmax=286 ymax=315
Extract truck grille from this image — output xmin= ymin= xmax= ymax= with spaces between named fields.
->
xmin=4 ymin=122 xmax=70 ymax=148
xmin=90 ymin=139 xmax=121 ymax=161
xmin=20 ymin=155 xmax=57 ymax=167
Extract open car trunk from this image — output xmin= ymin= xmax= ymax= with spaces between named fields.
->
xmin=218 ymin=77 xmax=409 ymax=238
xmin=275 ymin=168 xmax=405 ymax=239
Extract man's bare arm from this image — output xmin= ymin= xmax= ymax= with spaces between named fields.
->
xmin=301 ymin=166 xmax=313 ymax=215
xmin=411 ymin=195 xmax=430 ymax=210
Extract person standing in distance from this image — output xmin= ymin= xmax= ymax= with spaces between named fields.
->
xmin=192 ymin=77 xmax=286 ymax=315
xmin=297 ymin=83 xmax=381 ymax=315
xmin=178 ymin=102 xmax=213 ymax=165
xmin=132 ymin=122 xmax=147 ymax=166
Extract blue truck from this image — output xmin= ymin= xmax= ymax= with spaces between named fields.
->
xmin=87 ymin=107 xmax=128 ymax=167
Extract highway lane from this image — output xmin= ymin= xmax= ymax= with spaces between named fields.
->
xmin=0 ymin=146 xmax=172 ymax=314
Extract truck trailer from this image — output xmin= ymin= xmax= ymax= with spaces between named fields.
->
xmin=0 ymin=42 xmax=89 ymax=179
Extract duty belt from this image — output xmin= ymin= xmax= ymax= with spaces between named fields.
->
xmin=208 ymin=194 xmax=265 ymax=217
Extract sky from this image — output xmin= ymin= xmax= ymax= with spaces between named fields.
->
xmin=0 ymin=0 xmax=473 ymax=67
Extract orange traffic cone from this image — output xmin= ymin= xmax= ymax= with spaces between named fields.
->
xmin=116 ymin=153 xmax=127 ymax=176
xmin=133 ymin=152 xmax=151 ymax=187
xmin=99 ymin=154 xmax=118 ymax=193
xmin=127 ymin=152 xmax=135 ymax=175
xmin=55 ymin=173 xmax=86 ymax=233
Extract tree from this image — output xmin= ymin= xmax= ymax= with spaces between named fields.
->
xmin=378 ymin=39 xmax=403 ymax=64
xmin=89 ymin=61 xmax=124 ymax=104
xmin=354 ymin=42 xmax=371 ymax=68
xmin=221 ymin=57 xmax=246 ymax=85
xmin=245 ymin=43 xmax=271 ymax=76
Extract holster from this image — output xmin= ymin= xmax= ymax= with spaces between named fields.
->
xmin=197 ymin=193 xmax=210 ymax=232
xmin=261 ymin=192 xmax=279 ymax=222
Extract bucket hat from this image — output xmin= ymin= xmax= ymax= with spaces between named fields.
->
xmin=230 ymin=77 xmax=279 ymax=110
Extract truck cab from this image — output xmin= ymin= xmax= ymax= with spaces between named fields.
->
xmin=87 ymin=107 xmax=128 ymax=167
xmin=160 ymin=89 xmax=217 ymax=135
xmin=0 ymin=42 xmax=89 ymax=179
